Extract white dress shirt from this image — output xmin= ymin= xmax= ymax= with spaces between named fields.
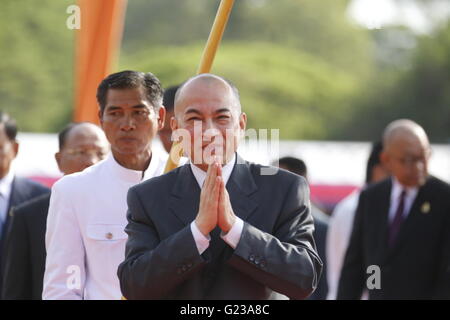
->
xmin=43 ymin=151 xmax=166 ymax=300
xmin=388 ymin=177 xmax=418 ymax=223
xmin=188 ymin=154 xmax=244 ymax=254
xmin=0 ymin=167 xmax=15 ymax=239
xmin=326 ymin=189 xmax=360 ymax=300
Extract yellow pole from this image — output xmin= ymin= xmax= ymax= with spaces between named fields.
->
xmin=163 ymin=0 xmax=235 ymax=173
xmin=197 ymin=0 xmax=235 ymax=74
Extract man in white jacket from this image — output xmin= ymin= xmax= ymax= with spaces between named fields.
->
xmin=43 ymin=71 xmax=167 ymax=300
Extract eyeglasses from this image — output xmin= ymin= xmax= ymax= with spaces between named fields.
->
xmin=394 ymin=154 xmax=430 ymax=167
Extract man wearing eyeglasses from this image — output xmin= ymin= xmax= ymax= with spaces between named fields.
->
xmin=43 ymin=71 xmax=167 ymax=300
xmin=0 ymin=112 xmax=50 ymax=296
xmin=2 ymin=122 xmax=108 ymax=299
xmin=338 ymin=119 xmax=450 ymax=299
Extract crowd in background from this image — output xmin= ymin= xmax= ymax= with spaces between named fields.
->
xmin=0 ymin=71 xmax=449 ymax=300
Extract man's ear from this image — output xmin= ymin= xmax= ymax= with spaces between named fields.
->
xmin=12 ymin=141 xmax=19 ymax=158
xmin=98 ymin=110 xmax=104 ymax=128
xmin=157 ymin=106 xmax=166 ymax=130
xmin=170 ymin=115 xmax=178 ymax=132
xmin=239 ymin=112 xmax=247 ymax=132
xmin=54 ymin=152 xmax=62 ymax=169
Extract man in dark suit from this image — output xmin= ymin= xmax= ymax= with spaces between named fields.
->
xmin=118 ymin=74 xmax=322 ymax=300
xmin=276 ymin=156 xmax=329 ymax=300
xmin=1 ymin=122 xmax=109 ymax=299
xmin=337 ymin=119 xmax=450 ymax=299
xmin=0 ymin=112 xmax=50 ymax=293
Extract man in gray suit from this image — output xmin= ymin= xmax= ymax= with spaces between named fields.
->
xmin=118 ymin=74 xmax=322 ymax=300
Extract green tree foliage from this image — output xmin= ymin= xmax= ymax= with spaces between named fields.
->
xmin=122 ymin=0 xmax=372 ymax=78
xmin=120 ymin=0 xmax=373 ymax=139
xmin=120 ymin=42 xmax=359 ymax=139
xmin=335 ymin=23 xmax=450 ymax=142
xmin=0 ymin=0 xmax=75 ymax=133
xmin=0 ymin=0 xmax=448 ymax=142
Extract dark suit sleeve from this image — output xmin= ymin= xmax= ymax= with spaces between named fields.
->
xmin=227 ymin=176 xmax=323 ymax=300
xmin=117 ymin=187 xmax=207 ymax=300
xmin=337 ymin=191 xmax=366 ymax=299
xmin=433 ymin=197 xmax=450 ymax=299
xmin=308 ymin=219 xmax=328 ymax=300
xmin=1 ymin=208 xmax=32 ymax=299
xmin=30 ymin=183 xmax=50 ymax=199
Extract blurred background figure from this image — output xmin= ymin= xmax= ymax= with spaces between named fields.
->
xmin=1 ymin=122 xmax=109 ymax=300
xmin=326 ymin=141 xmax=389 ymax=299
xmin=159 ymin=85 xmax=180 ymax=155
xmin=0 ymin=112 xmax=49 ymax=294
xmin=275 ymin=156 xmax=329 ymax=300
xmin=338 ymin=119 xmax=450 ymax=299
xmin=54 ymin=123 xmax=109 ymax=175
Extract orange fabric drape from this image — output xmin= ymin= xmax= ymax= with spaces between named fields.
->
xmin=73 ymin=0 xmax=128 ymax=124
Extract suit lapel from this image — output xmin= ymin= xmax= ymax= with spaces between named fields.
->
xmin=4 ymin=177 xmax=25 ymax=229
xmin=226 ymin=155 xmax=258 ymax=222
xmin=377 ymin=179 xmax=392 ymax=260
xmin=7 ymin=177 xmax=19 ymax=213
xmin=386 ymin=178 xmax=430 ymax=259
xmin=168 ymin=165 xmax=201 ymax=226
xmin=1 ymin=177 xmax=23 ymax=244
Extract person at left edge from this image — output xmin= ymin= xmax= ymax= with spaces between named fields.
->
xmin=0 ymin=112 xmax=50 ymax=294
xmin=43 ymin=71 xmax=167 ymax=300
xmin=2 ymin=122 xmax=109 ymax=299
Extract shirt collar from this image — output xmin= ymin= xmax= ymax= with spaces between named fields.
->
xmin=391 ymin=176 xmax=419 ymax=201
xmin=189 ymin=153 xmax=237 ymax=188
xmin=143 ymin=150 xmax=166 ymax=181
xmin=0 ymin=166 xmax=15 ymax=199
xmin=106 ymin=150 xmax=163 ymax=183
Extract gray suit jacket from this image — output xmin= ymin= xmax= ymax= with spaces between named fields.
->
xmin=118 ymin=155 xmax=323 ymax=300
xmin=0 ymin=176 xmax=49 ymax=294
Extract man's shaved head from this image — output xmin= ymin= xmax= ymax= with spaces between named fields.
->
xmin=56 ymin=122 xmax=109 ymax=175
xmin=65 ymin=122 xmax=107 ymax=145
xmin=381 ymin=119 xmax=430 ymax=187
xmin=170 ymin=73 xmax=247 ymax=171
xmin=383 ymin=119 xmax=429 ymax=153
xmin=174 ymin=74 xmax=241 ymax=117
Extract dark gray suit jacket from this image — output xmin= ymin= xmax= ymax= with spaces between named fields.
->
xmin=2 ymin=193 xmax=50 ymax=300
xmin=337 ymin=176 xmax=450 ymax=299
xmin=118 ymin=155 xmax=323 ymax=300
xmin=308 ymin=207 xmax=329 ymax=300
xmin=0 ymin=176 xmax=49 ymax=293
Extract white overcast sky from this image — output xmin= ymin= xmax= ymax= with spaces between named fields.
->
xmin=347 ymin=0 xmax=450 ymax=34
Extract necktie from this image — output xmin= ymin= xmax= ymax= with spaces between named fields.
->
xmin=389 ymin=190 xmax=406 ymax=247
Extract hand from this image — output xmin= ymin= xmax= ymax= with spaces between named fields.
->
xmin=195 ymin=159 xmax=221 ymax=236
xmin=218 ymin=175 xmax=236 ymax=233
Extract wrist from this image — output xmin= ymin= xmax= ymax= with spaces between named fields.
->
xmin=222 ymin=215 xmax=236 ymax=233
xmin=195 ymin=218 xmax=212 ymax=236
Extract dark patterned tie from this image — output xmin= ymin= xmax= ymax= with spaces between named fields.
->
xmin=389 ymin=190 xmax=406 ymax=247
